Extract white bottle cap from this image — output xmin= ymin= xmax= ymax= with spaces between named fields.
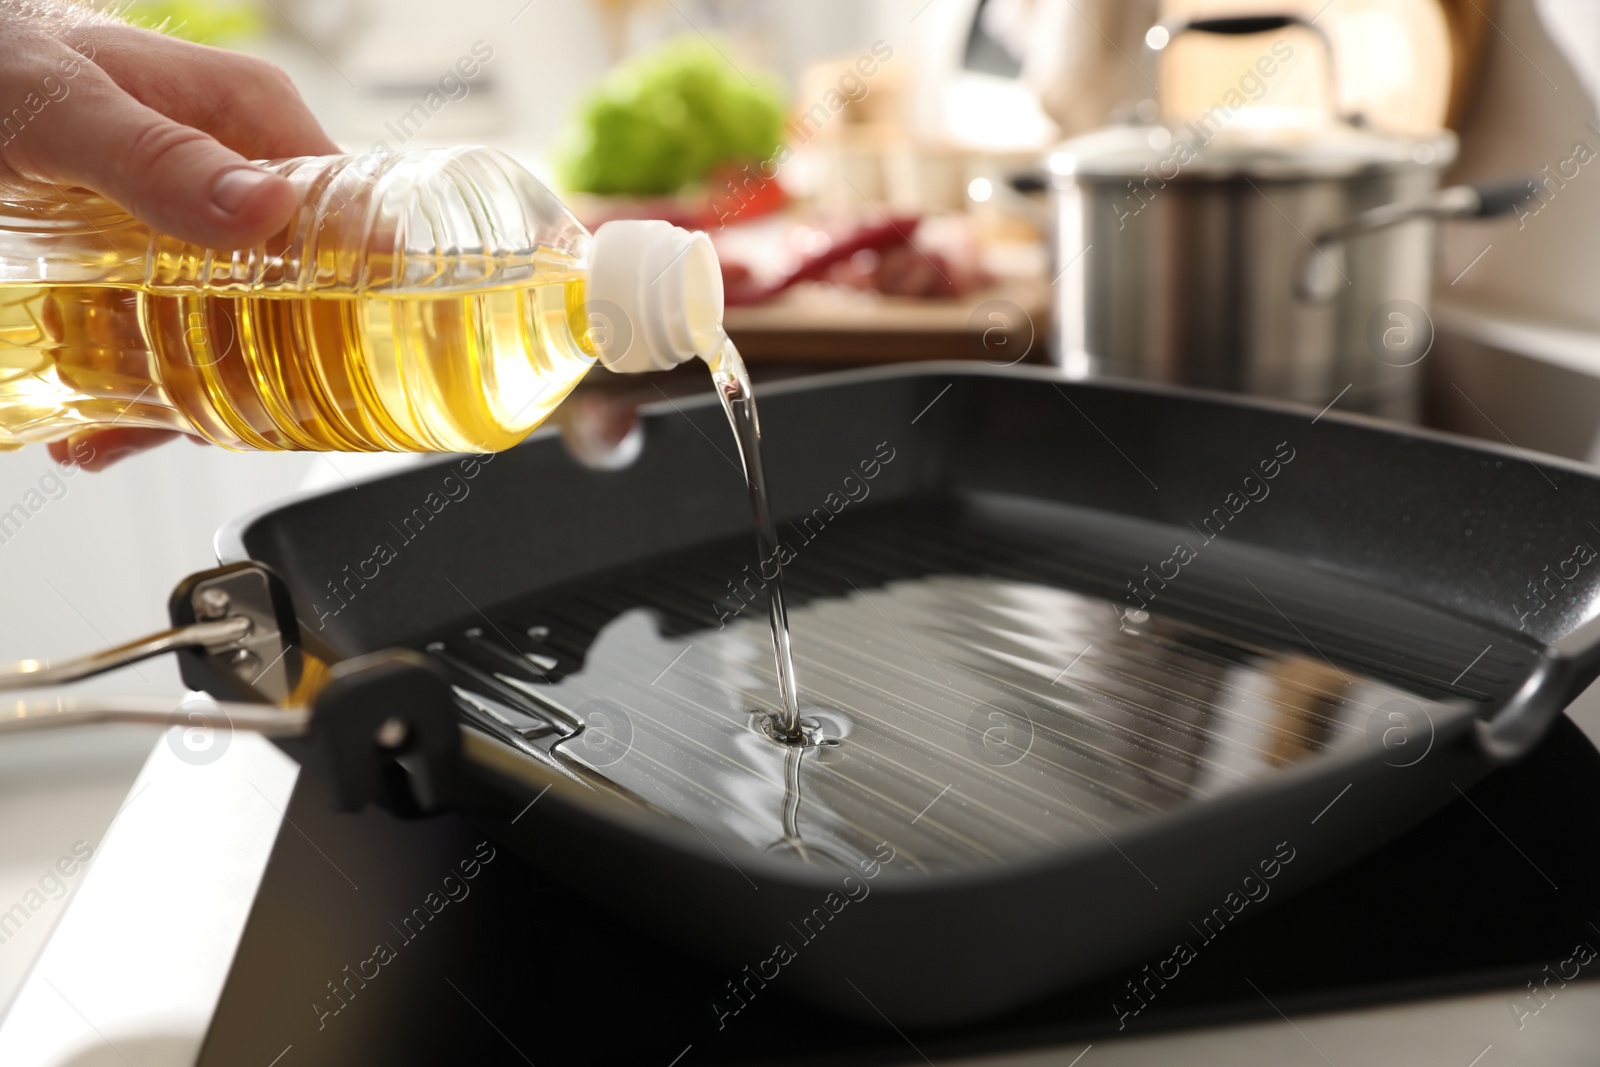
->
xmin=586 ymin=220 xmax=725 ymax=373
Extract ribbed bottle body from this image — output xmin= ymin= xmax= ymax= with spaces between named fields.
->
xmin=0 ymin=148 xmax=598 ymax=452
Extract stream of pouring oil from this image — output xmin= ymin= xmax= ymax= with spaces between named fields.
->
xmin=706 ymin=334 xmax=805 ymax=744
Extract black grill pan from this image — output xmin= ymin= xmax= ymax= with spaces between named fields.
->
xmin=213 ymin=364 xmax=1600 ymax=1025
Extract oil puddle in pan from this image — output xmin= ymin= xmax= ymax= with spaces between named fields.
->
xmin=425 ymin=502 xmax=1543 ymax=876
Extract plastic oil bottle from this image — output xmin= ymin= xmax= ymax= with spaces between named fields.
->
xmin=0 ymin=146 xmax=725 ymax=453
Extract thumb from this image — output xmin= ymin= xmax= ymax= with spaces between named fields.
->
xmin=19 ymin=73 xmax=301 ymax=250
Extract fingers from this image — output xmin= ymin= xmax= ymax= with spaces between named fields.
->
xmin=0 ymin=24 xmax=340 ymax=248
xmin=18 ymin=78 xmax=300 ymax=248
xmin=48 ymin=428 xmax=191 ymax=471
xmin=73 ymin=25 xmax=340 ymax=160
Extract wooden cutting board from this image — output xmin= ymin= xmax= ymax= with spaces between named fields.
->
xmin=722 ymin=278 xmax=1053 ymax=364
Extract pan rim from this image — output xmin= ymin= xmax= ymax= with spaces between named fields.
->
xmin=212 ymin=362 xmax=1600 ymax=568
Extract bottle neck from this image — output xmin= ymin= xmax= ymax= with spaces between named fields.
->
xmin=585 ymin=220 xmax=726 ymax=373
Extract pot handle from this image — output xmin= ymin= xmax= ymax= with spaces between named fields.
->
xmin=1184 ymin=15 xmax=1301 ymax=35
xmin=1143 ymin=13 xmax=1339 ymax=121
xmin=1296 ymin=177 xmax=1538 ymax=302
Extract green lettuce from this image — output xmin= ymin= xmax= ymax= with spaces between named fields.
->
xmin=558 ymin=37 xmax=786 ymax=196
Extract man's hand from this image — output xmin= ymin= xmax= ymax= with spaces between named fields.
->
xmin=1 ymin=3 xmax=341 ymax=468
xmin=0 ymin=5 xmax=339 ymax=246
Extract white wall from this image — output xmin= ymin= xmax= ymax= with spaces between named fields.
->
xmin=0 ymin=443 xmax=314 ymax=701
xmin=264 ymin=0 xmax=913 ymax=168
xmin=1438 ymin=0 xmax=1600 ymax=329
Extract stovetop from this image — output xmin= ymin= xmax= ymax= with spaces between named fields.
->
xmin=190 ymin=712 xmax=1600 ymax=1065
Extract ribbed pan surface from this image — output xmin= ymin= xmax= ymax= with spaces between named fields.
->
xmin=418 ymin=496 xmax=1539 ymax=876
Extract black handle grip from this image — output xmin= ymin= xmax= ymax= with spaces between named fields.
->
xmin=311 ymin=648 xmax=463 ymax=814
xmin=1470 ymin=177 xmax=1539 ymax=218
xmin=1008 ymin=172 xmax=1048 ymax=195
xmin=1187 ymin=15 xmax=1297 ymax=35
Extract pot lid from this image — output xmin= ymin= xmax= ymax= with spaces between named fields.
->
xmin=1048 ymin=114 xmax=1458 ymax=182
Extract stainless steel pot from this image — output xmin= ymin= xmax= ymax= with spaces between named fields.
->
xmin=1048 ymin=14 xmax=1526 ymax=421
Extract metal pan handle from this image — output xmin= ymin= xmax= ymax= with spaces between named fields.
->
xmin=0 ymin=558 xmax=462 ymax=816
xmin=0 ymin=565 xmax=310 ymax=742
xmin=0 ymin=695 xmax=309 ymax=738
xmin=1480 ymin=612 xmax=1600 ymax=761
xmin=0 ymin=648 xmax=462 ymax=817
xmin=0 ymin=563 xmax=300 ymax=700
xmin=0 ymin=617 xmax=251 ymax=691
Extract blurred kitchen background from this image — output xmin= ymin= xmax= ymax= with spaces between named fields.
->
xmin=5 ymin=0 xmax=1600 ymax=1011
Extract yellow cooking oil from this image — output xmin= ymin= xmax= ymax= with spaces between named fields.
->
xmin=0 ymin=262 xmax=598 ymax=453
